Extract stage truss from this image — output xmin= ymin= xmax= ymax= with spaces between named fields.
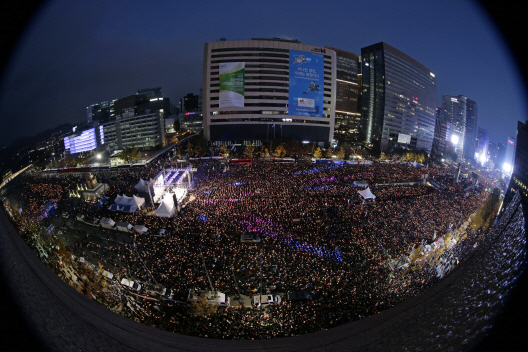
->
xmin=147 ymin=166 xmax=193 ymax=207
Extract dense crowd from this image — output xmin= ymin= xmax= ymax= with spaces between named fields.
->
xmin=8 ymin=155 xmax=492 ymax=339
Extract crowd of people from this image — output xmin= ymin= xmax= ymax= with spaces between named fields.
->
xmin=6 ymin=152 xmax=494 ymax=339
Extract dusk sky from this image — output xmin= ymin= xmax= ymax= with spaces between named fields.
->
xmin=0 ymin=0 xmax=526 ymax=148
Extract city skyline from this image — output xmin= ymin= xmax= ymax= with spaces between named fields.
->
xmin=1 ymin=0 xmax=526 ymax=148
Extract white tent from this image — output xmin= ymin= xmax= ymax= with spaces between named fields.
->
xmin=134 ymin=179 xmax=149 ymax=193
xmin=358 ymin=187 xmax=376 ymax=203
xmin=155 ymin=201 xmax=175 ymax=218
xmin=114 ymin=194 xmax=145 ymax=209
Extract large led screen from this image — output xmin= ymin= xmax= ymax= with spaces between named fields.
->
xmin=63 ymin=128 xmax=97 ymax=154
xmin=289 ymin=50 xmax=324 ymax=117
xmin=219 ymin=62 xmax=245 ymax=108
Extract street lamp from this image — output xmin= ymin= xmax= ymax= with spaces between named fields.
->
xmin=258 ymin=257 xmax=263 ymax=309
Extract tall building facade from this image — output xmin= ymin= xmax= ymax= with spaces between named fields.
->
xmin=87 ymin=100 xmax=115 ymax=123
xmin=503 ymin=120 xmax=528 ymax=212
xmin=433 ymin=119 xmax=455 ymax=155
xmin=464 ymin=98 xmax=478 ymax=161
xmin=325 ymin=47 xmax=361 ymax=137
xmin=102 ymin=113 xmax=166 ymax=152
xmin=203 ymin=38 xmax=336 ymax=144
xmin=440 ymin=95 xmax=467 ymax=158
xmin=181 ymin=93 xmax=201 ymax=113
xmin=360 ymin=42 xmax=436 ymax=154
xmin=504 ymin=137 xmax=516 ymax=174
xmin=475 ymin=127 xmax=489 ymax=165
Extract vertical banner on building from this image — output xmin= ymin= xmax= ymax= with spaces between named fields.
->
xmin=219 ymin=62 xmax=245 ymax=108
xmin=289 ymin=50 xmax=324 ymax=117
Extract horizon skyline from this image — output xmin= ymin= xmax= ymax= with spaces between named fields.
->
xmin=1 ymin=0 xmax=526 ymax=148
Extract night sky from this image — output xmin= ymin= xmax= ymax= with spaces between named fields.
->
xmin=0 ymin=0 xmax=526 ymax=148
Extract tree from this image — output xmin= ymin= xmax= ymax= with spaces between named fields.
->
xmin=471 ymin=188 xmax=501 ymax=229
xmin=336 ymin=147 xmax=345 ymax=160
xmin=244 ymin=145 xmax=255 ymax=158
xmin=175 ymin=146 xmax=183 ymax=160
xmin=262 ymin=147 xmax=270 ymax=158
xmin=324 ymin=148 xmax=334 ymax=159
xmin=189 ymin=294 xmax=217 ymax=316
xmin=55 ymin=237 xmax=73 ymax=267
xmin=275 ymin=145 xmax=286 ymax=158
xmin=129 ymin=147 xmax=141 ymax=162
xmin=173 ymin=120 xmax=180 ymax=132
xmin=219 ymin=145 xmax=229 ymax=159
xmin=313 ymin=147 xmax=323 ymax=159
xmin=187 ymin=141 xmax=194 ymax=158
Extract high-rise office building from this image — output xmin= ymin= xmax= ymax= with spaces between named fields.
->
xmin=181 ymin=93 xmax=200 ymax=113
xmin=203 ymin=38 xmax=336 ymax=144
xmin=87 ymin=100 xmax=115 ymax=123
xmin=360 ymin=42 xmax=436 ymax=154
xmin=433 ymin=118 xmax=456 ymax=155
xmin=325 ymin=46 xmax=360 ymax=138
xmin=504 ymin=137 xmax=516 ymax=174
xmin=464 ymin=98 xmax=478 ymax=161
xmin=488 ymin=142 xmax=499 ymax=165
xmin=440 ymin=95 xmax=467 ymax=158
xmin=114 ymin=94 xmax=150 ymax=118
xmin=101 ymin=113 xmax=166 ymax=152
xmin=502 ymin=120 xmax=528 ymax=212
xmin=497 ymin=142 xmax=506 ymax=170
xmin=475 ymin=127 xmax=489 ymax=165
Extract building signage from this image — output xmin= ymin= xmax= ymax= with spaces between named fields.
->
xmin=219 ymin=62 xmax=245 ymax=108
xmin=289 ymin=50 xmax=324 ymax=117
xmin=397 ymin=133 xmax=411 ymax=144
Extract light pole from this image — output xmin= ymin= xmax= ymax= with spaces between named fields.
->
xmin=258 ymin=257 xmax=263 ymax=309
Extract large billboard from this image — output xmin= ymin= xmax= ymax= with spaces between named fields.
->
xmin=397 ymin=133 xmax=411 ymax=144
xmin=289 ymin=50 xmax=324 ymax=117
xmin=219 ymin=62 xmax=245 ymax=108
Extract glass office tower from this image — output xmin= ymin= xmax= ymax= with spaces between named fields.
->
xmin=441 ymin=95 xmax=467 ymax=159
xmin=360 ymin=42 xmax=436 ymax=154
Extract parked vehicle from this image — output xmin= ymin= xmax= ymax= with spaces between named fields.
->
xmin=241 ymin=233 xmax=261 ymax=243
xmin=100 ymin=217 xmax=116 ymax=229
xmin=251 ymin=294 xmax=281 ymax=308
xmin=188 ymin=290 xmax=229 ymax=307
xmin=116 ymin=221 xmax=133 ymax=233
xmin=120 ymin=278 xmax=141 ymax=291
xmin=287 ymin=291 xmax=312 ymax=301
xmin=133 ymin=225 xmax=148 ymax=235
xmin=102 ymin=270 xmax=114 ymax=280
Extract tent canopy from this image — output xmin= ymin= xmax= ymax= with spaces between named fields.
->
xmin=358 ymin=187 xmax=376 ymax=200
xmin=155 ymin=201 xmax=175 ymax=218
xmin=114 ymin=194 xmax=145 ymax=209
xmin=134 ymin=178 xmax=151 ymax=193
